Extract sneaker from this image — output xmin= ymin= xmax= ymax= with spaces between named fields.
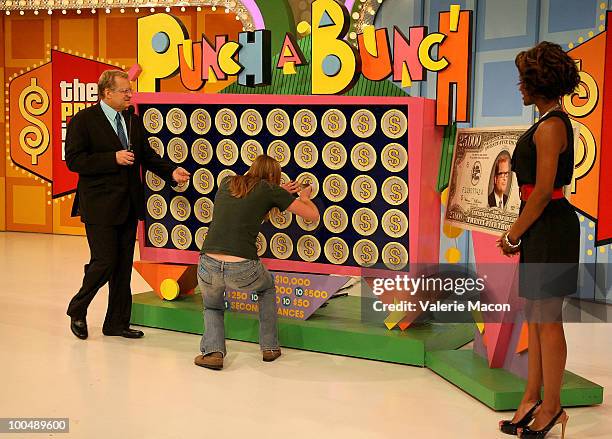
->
xmin=262 ymin=349 xmax=281 ymax=362
xmin=194 ymin=352 xmax=224 ymax=370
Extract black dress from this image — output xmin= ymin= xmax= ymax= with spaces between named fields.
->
xmin=511 ymin=110 xmax=580 ymax=300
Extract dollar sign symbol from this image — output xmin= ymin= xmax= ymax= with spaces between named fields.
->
xmin=172 ymin=112 xmax=182 ymax=129
xmin=18 ymin=78 xmax=50 ymax=165
xmin=301 ymin=115 xmax=312 ymax=133
xmin=360 ymin=180 xmax=372 ymax=200
xmin=358 ymin=147 xmax=369 ymax=167
xmin=199 ymin=144 xmax=208 ymax=161
xmin=154 ymin=227 xmax=163 ymax=244
xmin=328 ymin=113 xmax=339 ymax=132
xmin=200 ymin=174 xmax=209 ymax=192
xmin=389 ymin=115 xmax=401 ymax=135
xmin=222 ymin=113 xmax=232 ymax=132
xmin=223 ymin=142 xmax=233 ymax=161
xmin=197 ymin=112 xmax=206 ymax=130
xmin=277 ymin=237 xmax=287 ymax=254
xmin=388 ymin=148 xmax=400 ymax=168
xmin=330 ymin=178 xmax=340 ymax=197
xmin=150 ymin=112 xmax=159 ymax=130
xmin=178 ymin=229 xmax=187 ymax=246
xmin=330 ymin=145 xmax=341 ymax=165
xmin=390 ymin=247 xmax=401 ymax=265
xmin=174 ymin=145 xmax=183 ymax=161
xmin=391 ymin=214 xmax=401 ymax=234
xmin=248 ymin=143 xmax=257 ymax=161
xmin=153 ymin=199 xmax=162 ymax=217
xmin=362 ymin=244 xmax=372 ymax=263
xmin=177 ymin=202 xmax=186 ymax=218
xmin=274 ymin=113 xmax=285 ymax=132
xmin=357 ymin=114 xmax=369 ymax=134
xmin=305 ymin=239 xmax=315 ymax=258
xmin=333 ymin=242 xmax=343 ymax=261
xmin=301 ymin=144 xmax=312 ymax=163
xmin=391 ymin=183 xmax=402 ymax=202
xmin=247 ymin=114 xmax=257 ymax=132
xmin=331 ymin=211 xmax=341 ymax=229
xmin=360 ymin=212 xmax=371 ymax=232
xmin=274 ymin=144 xmax=284 ymax=162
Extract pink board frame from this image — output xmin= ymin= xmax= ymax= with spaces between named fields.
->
xmin=133 ymin=93 xmax=444 ymax=276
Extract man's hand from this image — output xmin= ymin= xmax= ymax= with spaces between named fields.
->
xmin=172 ymin=167 xmax=191 ymax=184
xmin=116 ymin=150 xmax=135 ymax=166
xmin=281 ymin=180 xmax=301 ymax=194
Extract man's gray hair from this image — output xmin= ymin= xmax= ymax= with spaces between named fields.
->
xmin=98 ymin=70 xmax=128 ymax=97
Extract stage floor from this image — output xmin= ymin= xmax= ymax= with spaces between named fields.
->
xmin=131 ymin=291 xmax=475 ymax=366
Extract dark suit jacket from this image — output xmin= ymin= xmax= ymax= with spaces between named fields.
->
xmin=488 ymin=192 xmax=508 ymax=209
xmin=66 ymin=103 xmax=176 ymax=225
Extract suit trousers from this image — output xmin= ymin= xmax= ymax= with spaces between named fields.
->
xmin=67 ymin=206 xmax=138 ymax=332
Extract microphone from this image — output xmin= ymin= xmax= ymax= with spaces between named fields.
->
xmin=126 ymin=105 xmax=135 ymax=151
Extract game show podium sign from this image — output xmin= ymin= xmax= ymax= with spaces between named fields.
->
xmin=130 ymin=92 xmax=473 ymax=364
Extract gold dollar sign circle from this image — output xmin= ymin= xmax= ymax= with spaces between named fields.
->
xmin=240 ymin=109 xmax=263 ymax=136
xmin=322 ymin=109 xmax=347 ymax=138
xmin=266 ymin=109 xmax=290 ymax=137
xmin=381 ymin=143 xmax=408 ymax=173
xmin=146 ymin=171 xmax=166 ymax=192
xmin=324 ymin=237 xmax=349 ymax=264
xmin=271 ymin=232 xmax=293 ymax=259
xmin=323 ymin=174 xmax=348 ymax=202
xmin=166 ymin=108 xmax=187 ymax=135
xmin=143 ymin=108 xmax=163 ymax=134
xmin=323 ymin=205 xmax=348 ymax=233
xmin=382 ymin=109 xmax=408 ymax=139
xmin=191 ymin=138 xmax=213 ymax=165
xmin=294 ymin=141 xmax=318 ymax=169
xmin=350 ymin=109 xmax=376 ymax=138
xmin=382 ymin=242 xmax=409 ymax=271
xmin=240 ymin=139 xmax=264 ymax=166
xmin=382 ymin=209 xmax=408 ymax=238
xmin=190 ymin=108 xmax=211 ymax=135
xmin=293 ymin=109 xmax=317 ymax=137
xmin=147 ymin=194 xmax=167 ymax=220
xmin=353 ymin=239 xmax=379 ymax=267
xmin=148 ymin=223 xmax=169 ymax=247
xmin=193 ymin=169 xmax=214 ymax=195
xmin=215 ymin=108 xmax=238 ymax=136
xmin=266 ymin=140 xmax=291 ymax=167
xmin=216 ymin=139 xmax=239 ymax=166
xmin=351 ymin=175 xmax=377 ymax=203
xmin=18 ymin=78 xmax=50 ymax=165
xmin=148 ymin=137 xmax=165 ymax=157
xmin=167 ymin=138 xmax=188 ymax=163
xmin=350 ymin=142 xmax=377 ymax=172
xmin=352 ymin=208 xmax=378 ymax=236
xmin=170 ymin=195 xmax=191 ymax=221
xmin=297 ymin=235 xmax=321 ymax=262
xmin=195 ymin=197 xmax=214 ymax=223
xmin=322 ymin=141 xmax=347 ymax=170
xmin=171 ymin=224 xmax=192 ymax=250
xmin=382 ymin=176 xmax=408 ymax=206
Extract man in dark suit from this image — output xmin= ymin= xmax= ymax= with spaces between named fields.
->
xmin=65 ymin=70 xmax=190 ymax=340
xmin=488 ymin=153 xmax=511 ymax=210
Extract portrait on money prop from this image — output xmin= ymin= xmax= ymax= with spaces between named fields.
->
xmin=444 ymin=127 xmax=526 ymax=236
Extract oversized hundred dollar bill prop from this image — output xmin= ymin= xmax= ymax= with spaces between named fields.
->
xmin=445 ymin=127 xmax=527 ymax=235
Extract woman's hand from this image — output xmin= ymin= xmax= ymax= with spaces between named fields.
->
xmin=496 ymin=232 xmax=520 ymax=257
xmin=281 ymin=180 xmax=301 ymax=194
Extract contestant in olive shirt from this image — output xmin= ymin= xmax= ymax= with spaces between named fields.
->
xmin=194 ymin=154 xmax=319 ymax=371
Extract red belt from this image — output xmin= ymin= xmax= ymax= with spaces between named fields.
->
xmin=520 ymin=184 xmax=564 ymax=201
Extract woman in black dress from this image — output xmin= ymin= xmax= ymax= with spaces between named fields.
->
xmin=497 ymin=42 xmax=580 ymax=439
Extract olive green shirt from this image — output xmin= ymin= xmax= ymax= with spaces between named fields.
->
xmin=201 ymin=178 xmax=296 ymax=259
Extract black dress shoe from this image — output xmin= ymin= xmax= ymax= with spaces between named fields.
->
xmin=103 ymin=328 xmax=144 ymax=338
xmin=70 ymin=317 xmax=88 ymax=340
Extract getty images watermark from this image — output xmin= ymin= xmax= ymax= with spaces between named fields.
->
xmin=370 ymin=273 xmax=511 ymax=313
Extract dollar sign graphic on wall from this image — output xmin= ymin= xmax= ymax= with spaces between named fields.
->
xmin=196 ymin=112 xmax=207 ymax=130
xmin=333 ymin=242 xmax=343 ymax=261
xmin=172 ymin=112 xmax=182 ymax=129
xmin=302 ymin=144 xmax=312 ymax=163
xmin=362 ymin=244 xmax=373 ymax=263
xmin=390 ymin=183 xmax=402 ymax=203
xmin=388 ymin=115 xmax=401 ymax=135
xmin=223 ymin=142 xmax=233 ymax=161
xmin=390 ymin=214 xmax=401 ymax=234
xmin=19 ymin=78 xmax=50 ymax=165
xmin=388 ymin=148 xmax=400 ymax=167
xmin=330 ymin=146 xmax=341 ymax=165
xmin=389 ymin=247 xmax=401 ymax=265
xmin=301 ymin=115 xmax=312 ymax=133
xmin=360 ymin=181 xmax=372 ymax=199
xmin=150 ymin=113 xmax=160 ymax=131
xmin=247 ymin=114 xmax=257 ymax=132
xmin=330 ymin=179 xmax=341 ymax=197
xmin=328 ymin=113 xmax=339 ymax=132
xmin=222 ymin=113 xmax=232 ymax=132
xmin=358 ymin=147 xmax=369 ymax=167
xmin=177 ymin=229 xmax=187 ymax=246
xmin=360 ymin=212 xmax=371 ymax=232
xmin=274 ymin=113 xmax=285 ymax=132
xmin=277 ymin=237 xmax=287 ymax=254
xmin=357 ymin=115 xmax=369 ymax=135
xmin=304 ymin=240 xmax=315 ymax=258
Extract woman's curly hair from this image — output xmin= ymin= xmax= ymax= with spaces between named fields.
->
xmin=515 ymin=41 xmax=580 ymax=100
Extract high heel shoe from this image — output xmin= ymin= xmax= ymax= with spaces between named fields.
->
xmin=499 ymin=400 xmax=542 ymax=435
xmin=519 ymin=409 xmax=569 ymax=439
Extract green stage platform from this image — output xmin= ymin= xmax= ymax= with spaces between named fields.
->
xmin=426 ymin=350 xmax=604 ymax=410
xmin=131 ymin=291 xmax=474 ymax=366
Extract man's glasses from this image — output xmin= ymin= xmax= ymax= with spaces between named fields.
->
xmin=112 ymin=88 xmax=133 ymax=95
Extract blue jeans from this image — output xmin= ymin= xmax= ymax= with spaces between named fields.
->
xmin=197 ymin=254 xmax=279 ymax=355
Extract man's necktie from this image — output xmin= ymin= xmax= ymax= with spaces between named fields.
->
xmin=498 ymin=199 xmax=502 ymax=208
xmin=115 ymin=112 xmax=128 ymax=149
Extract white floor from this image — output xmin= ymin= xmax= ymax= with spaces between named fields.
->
xmin=0 ymin=231 xmax=610 ymax=438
